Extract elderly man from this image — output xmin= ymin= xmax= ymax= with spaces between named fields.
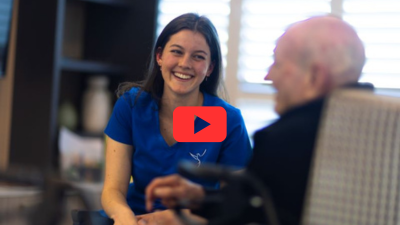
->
xmin=144 ymin=15 xmax=373 ymax=225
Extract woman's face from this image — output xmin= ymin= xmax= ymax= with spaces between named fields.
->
xmin=157 ymin=29 xmax=214 ymax=98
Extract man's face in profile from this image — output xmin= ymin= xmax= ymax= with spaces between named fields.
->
xmin=265 ymin=33 xmax=311 ymax=115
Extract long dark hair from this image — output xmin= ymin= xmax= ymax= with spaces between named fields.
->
xmin=117 ymin=13 xmax=226 ymax=105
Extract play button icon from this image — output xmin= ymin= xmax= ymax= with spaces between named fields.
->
xmin=194 ymin=116 xmax=211 ymax=134
xmin=173 ymin=106 xmax=227 ymax=142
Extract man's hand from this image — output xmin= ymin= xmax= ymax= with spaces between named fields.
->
xmin=145 ymin=174 xmax=205 ymax=211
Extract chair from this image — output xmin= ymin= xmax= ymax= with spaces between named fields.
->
xmin=302 ymin=89 xmax=400 ymax=225
xmin=71 ymin=210 xmax=114 ymax=225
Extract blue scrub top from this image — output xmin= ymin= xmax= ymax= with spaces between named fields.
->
xmin=102 ymin=87 xmax=252 ymax=215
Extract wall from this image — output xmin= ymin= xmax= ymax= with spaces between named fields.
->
xmin=0 ymin=0 xmax=18 ymax=170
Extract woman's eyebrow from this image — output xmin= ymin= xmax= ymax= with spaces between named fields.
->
xmin=169 ymin=44 xmax=208 ymax=55
xmin=169 ymin=44 xmax=183 ymax=49
xmin=193 ymin=50 xmax=208 ymax=55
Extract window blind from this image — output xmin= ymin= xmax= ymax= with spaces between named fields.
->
xmin=238 ymin=0 xmax=331 ymax=83
xmin=343 ymin=0 xmax=400 ymax=88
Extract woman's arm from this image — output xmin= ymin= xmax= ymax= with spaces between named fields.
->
xmin=101 ymin=135 xmax=137 ymax=225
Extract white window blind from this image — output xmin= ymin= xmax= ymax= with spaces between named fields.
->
xmin=238 ymin=0 xmax=331 ymax=83
xmin=157 ymin=0 xmax=231 ymax=69
xmin=343 ymin=0 xmax=400 ymax=88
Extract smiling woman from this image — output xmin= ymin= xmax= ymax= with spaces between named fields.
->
xmin=99 ymin=13 xmax=252 ymax=225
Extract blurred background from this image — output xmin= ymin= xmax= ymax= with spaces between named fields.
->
xmin=0 ymin=0 xmax=399 ymax=223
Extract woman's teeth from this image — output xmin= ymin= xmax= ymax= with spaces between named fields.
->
xmin=174 ymin=73 xmax=191 ymax=80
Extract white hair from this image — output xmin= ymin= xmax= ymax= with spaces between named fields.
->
xmin=294 ymin=16 xmax=366 ymax=86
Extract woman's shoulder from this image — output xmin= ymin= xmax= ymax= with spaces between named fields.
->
xmin=119 ymin=87 xmax=152 ymax=106
xmin=125 ymin=86 xmax=148 ymax=97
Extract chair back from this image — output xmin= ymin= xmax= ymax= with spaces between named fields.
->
xmin=302 ymin=89 xmax=400 ymax=225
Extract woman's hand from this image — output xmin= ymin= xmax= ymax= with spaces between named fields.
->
xmin=111 ymin=209 xmax=139 ymax=225
xmin=136 ymin=209 xmax=207 ymax=225
xmin=136 ymin=210 xmax=183 ymax=225
xmin=145 ymin=174 xmax=205 ymax=211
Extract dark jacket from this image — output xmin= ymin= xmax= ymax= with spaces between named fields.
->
xmin=193 ymin=98 xmax=324 ymax=225
xmin=247 ymin=97 xmax=324 ymax=225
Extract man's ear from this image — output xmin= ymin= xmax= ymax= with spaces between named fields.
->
xmin=309 ymin=63 xmax=331 ymax=94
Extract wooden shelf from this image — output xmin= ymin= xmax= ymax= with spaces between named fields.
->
xmin=74 ymin=0 xmax=134 ymax=7
xmin=61 ymin=58 xmax=129 ymax=74
xmin=9 ymin=0 xmax=157 ymax=170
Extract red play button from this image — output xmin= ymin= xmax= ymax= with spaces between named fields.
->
xmin=173 ymin=106 xmax=227 ymax=142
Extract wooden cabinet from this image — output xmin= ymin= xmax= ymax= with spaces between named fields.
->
xmin=9 ymin=0 xmax=158 ymax=169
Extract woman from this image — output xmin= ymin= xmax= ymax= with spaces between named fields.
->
xmin=100 ymin=13 xmax=252 ymax=225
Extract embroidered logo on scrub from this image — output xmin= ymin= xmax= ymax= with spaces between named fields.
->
xmin=190 ymin=149 xmax=207 ymax=167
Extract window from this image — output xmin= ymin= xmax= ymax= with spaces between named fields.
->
xmin=239 ymin=0 xmax=331 ymax=83
xmin=343 ymin=0 xmax=400 ymax=88
xmin=239 ymin=0 xmax=400 ymax=88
